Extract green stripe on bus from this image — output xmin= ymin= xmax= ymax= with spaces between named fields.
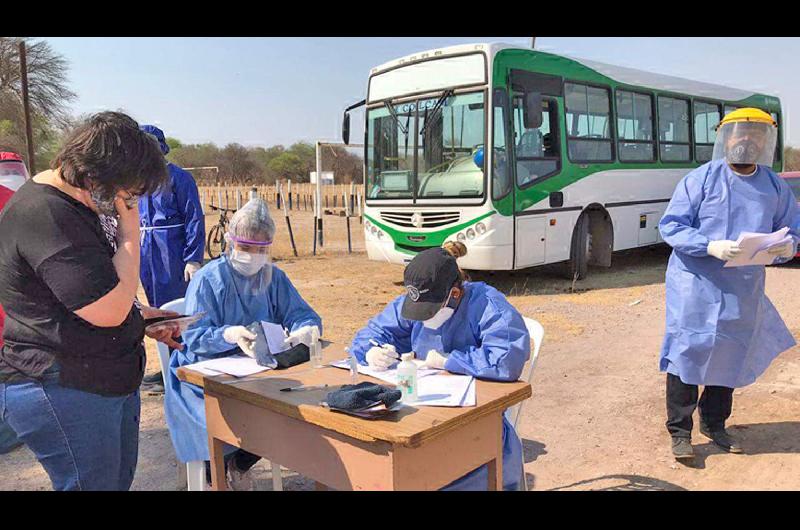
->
xmin=364 ymin=211 xmax=496 ymax=249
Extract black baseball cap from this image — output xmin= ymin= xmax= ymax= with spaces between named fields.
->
xmin=400 ymin=247 xmax=460 ymax=321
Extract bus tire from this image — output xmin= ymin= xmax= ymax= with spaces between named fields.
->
xmin=565 ymin=213 xmax=590 ymax=281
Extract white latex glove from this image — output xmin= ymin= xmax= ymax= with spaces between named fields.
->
xmin=421 ymin=349 xmax=449 ymax=370
xmin=365 ymin=344 xmax=398 ymax=371
xmin=284 ymin=325 xmax=320 ymax=349
xmin=767 ymin=241 xmax=794 ymax=258
xmin=184 ymin=261 xmax=202 ymax=282
xmin=707 ymin=240 xmax=742 ymax=261
xmin=222 ymin=326 xmax=257 ymax=358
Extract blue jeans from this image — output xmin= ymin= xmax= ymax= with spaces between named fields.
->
xmin=0 ymin=378 xmax=140 ymax=491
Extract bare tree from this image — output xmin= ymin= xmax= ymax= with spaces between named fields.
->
xmin=0 ymin=37 xmax=76 ymax=128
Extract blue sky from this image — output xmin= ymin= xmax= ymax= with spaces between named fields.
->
xmin=44 ymin=37 xmax=800 ymax=148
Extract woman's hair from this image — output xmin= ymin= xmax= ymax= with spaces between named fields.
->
xmin=52 ymin=111 xmax=169 ymax=197
xmin=442 ymin=241 xmax=469 ymax=284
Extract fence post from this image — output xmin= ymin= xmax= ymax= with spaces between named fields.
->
xmin=287 ymin=179 xmax=292 ymax=210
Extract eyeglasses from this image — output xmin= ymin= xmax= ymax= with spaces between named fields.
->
xmin=120 ymin=192 xmax=140 ymax=209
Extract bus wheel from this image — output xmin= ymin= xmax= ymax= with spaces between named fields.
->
xmin=565 ymin=213 xmax=590 ymax=280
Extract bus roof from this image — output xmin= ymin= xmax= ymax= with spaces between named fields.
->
xmin=370 ymin=42 xmax=776 ymax=104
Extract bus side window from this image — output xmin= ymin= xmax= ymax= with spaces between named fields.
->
xmin=513 ymin=94 xmax=560 ymax=188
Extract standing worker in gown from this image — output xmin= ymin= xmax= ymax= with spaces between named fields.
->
xmin=138 ymin=125 xmax=205 ymax=394
xmin=658 ymin=108 xmax=798 ymax=462
xmin=348 ymin=242 xmax=530 ymax=490
xmin=164 ymin=198 xmax=322 ymax=489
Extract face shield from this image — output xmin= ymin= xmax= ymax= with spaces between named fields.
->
xmin=223 ymin=198 xmax=276 ymax=295
xmin=712 ymin=120 xmax=777 ymax=167
xmin=0 ymin=161 xmax=30 ymax=192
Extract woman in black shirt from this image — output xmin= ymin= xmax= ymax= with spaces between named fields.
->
xmin=0 ymin=112 xmax=181 ymax=491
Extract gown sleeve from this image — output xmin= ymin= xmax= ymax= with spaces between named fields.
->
xmin=771 ymin=173 xmax=800 ymax=264
xmin=659 ymin=168 xmax=712 ymax=258
xmin=349 ymin=295 xmax=414 ymax=364
xmin=443 ymin=294 xmax=530 ymax=382
xmin=181 ymin=274 xmax=238 ymax=358
xmin=172 ymin=166 xmax=206 ymax=265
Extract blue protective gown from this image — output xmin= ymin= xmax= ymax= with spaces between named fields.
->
xmin=349 ymin=281 xmax=530 ymax=491
xmin=659 ymin=159 xmax=799 ymax=389
xmin=139 ymin=162 xmax=205 ymax=308
xmin=164 ymin=257 xmax=322 ymax=463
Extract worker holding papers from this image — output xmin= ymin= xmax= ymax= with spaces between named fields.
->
xmin=348 ymin=242 xmax=530 ymax=490
xmin=658 ymin=108 xmax=798 ymax=462
xmin=163 ymin=198 xmax=322 ymax=489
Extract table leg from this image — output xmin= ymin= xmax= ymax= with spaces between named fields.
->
xmin=487 ymin=414 xmax=503 ymax=491
xmin=209 ymin=437 xmax=227 ymax=491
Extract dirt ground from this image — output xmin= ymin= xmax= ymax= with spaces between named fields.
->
xmin=2 ymin=209 xmax=799 ymax=491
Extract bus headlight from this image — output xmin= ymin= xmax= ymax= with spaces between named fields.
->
xmin=475 ymin=222 xmax=487 ymax=235
xmin=370 ymin=226 xmax=377 ymax=236
xmin=466 ymin=228 xmax=476 ymax=240
xmin=456 ymin=233 xmax=466 ymax=243
xmin=365 ymin=220 xmax=372 ymax=229
xmin=377 ymin=230 xmax=384 ymax=240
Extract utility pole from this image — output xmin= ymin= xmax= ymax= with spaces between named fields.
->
xmin=18 ymin=41 xmax=35 ymax=173
xmin=530 ymin=37 xmax=536 ymax=49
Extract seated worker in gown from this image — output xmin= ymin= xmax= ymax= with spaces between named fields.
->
xmin=348 ymin=242 xmax=530 ymax=490
xmin=164 ymin=198 xmax=322 ymax=489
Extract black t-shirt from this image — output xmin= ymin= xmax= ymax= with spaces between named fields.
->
xmin=0 ymin=180 xmax=145 ymax=396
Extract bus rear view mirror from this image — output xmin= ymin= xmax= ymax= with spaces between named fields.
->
xmin=342 ymin=112 xmax=351 ymax=145
xmin=523 ymin=92 xmax=543 ymax=129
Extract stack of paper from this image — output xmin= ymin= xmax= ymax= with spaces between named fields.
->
xmin=725 ymin=227 xmax=793 ymax=268
xmin=186 ymin=355 xmax=272 ymax=378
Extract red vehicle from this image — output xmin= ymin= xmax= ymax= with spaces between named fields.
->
xmin=0 ymin=152 xmax=30 ymax=348
xmin=779 ymin=171 xmax=800 ymax=258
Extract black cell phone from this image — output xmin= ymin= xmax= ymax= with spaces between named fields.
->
xmin=143 ymin=314 xmax=190 ymax=326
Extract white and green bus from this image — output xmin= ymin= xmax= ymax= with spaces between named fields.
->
xmin=341 ymin=43 xmax=784 ymax=278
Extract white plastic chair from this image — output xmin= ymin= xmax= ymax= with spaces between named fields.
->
xmin=154 ymin=298 xmax=283 ymax=491
xmin=505 ymin=316 xmax=544 ymax=491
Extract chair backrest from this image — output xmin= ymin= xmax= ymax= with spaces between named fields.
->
xmin=507 ymin=317 xmax=544 ymax=429
xmin=154 ymin=298 xmax=186 ymax=400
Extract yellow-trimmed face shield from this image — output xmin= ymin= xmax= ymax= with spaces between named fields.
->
xmin=712 ymin=108 xmax=777 ymax=166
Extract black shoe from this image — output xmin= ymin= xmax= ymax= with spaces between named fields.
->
xmin=671 ymin=437 xmax=695 ymax=461
xmin=700 ymin=427 xmax=743 ymax=453
xmin=142 ymin=372 xmax=164 ymax=385
xmin=141 ymin=372 xmax=165 ymax=395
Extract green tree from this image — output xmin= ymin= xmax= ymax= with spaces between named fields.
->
xmin=0 ymin=37 xmax=76 ymax=171
xmin=166 ymin=137 xmax=183 ymax=151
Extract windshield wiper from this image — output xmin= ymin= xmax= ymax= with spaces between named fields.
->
xmin=383 ymin=100 xmax=412 ymax=158
xmin=418 ymin=89 xmax=454 ymax=140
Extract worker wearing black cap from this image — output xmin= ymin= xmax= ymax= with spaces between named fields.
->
xmin=348 ymin=242 xmax=531 ymax=490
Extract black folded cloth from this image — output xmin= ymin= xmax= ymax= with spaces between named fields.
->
xmin=325 ymin=382 xmax=401 ymax=411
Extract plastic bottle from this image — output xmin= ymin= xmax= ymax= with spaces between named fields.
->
xmin=310 ymin=327 xmax=323 ymax=368
xmin=396 ymin=353 xmax=418 ymax=403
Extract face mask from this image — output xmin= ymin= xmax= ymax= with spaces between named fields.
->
xmin=422 ymin=291 xmax=457 ymax=329
xmin=230 ymin=249 xmax=270 ymax=277
xmin=726 ymin=139 xmax=761 ymax=165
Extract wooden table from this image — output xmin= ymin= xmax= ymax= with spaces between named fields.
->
xmin=177 ymin=348 xmax=531 ymax=491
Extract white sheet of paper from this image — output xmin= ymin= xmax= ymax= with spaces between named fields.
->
xmin=413 ymin=373 xmax=475 ymax=407
xmin=260 ymin=321 xmax=289 ymax=353
xmin=186 ymin=355 xmax=272 ymax=378
xmin=724 ymin=227 xmax=791 ymax=268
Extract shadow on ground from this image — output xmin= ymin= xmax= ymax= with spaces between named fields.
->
xmin=548 ymin=474 xmax=687 ymax=491
xmin=684 ymin=421 xmax=800 ymax=469
xmin=469 ymin=245 xmax=671 ymax=297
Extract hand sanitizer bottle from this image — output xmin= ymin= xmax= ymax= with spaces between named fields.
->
xmin=310 ymin=327 xmax=323 ymax=368
xmin=396 ymin=353 xmax=418 ymax=403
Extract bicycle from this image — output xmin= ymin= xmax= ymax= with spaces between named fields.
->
xmin=206 ymin=204 xmax=236 ymax=259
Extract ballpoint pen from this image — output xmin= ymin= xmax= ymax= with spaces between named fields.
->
xmin=280 ymin=384 xmax=330 ymax=392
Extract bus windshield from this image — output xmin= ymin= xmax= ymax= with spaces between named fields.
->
xmin=366 ymin=91 xmax=485 ymax=201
